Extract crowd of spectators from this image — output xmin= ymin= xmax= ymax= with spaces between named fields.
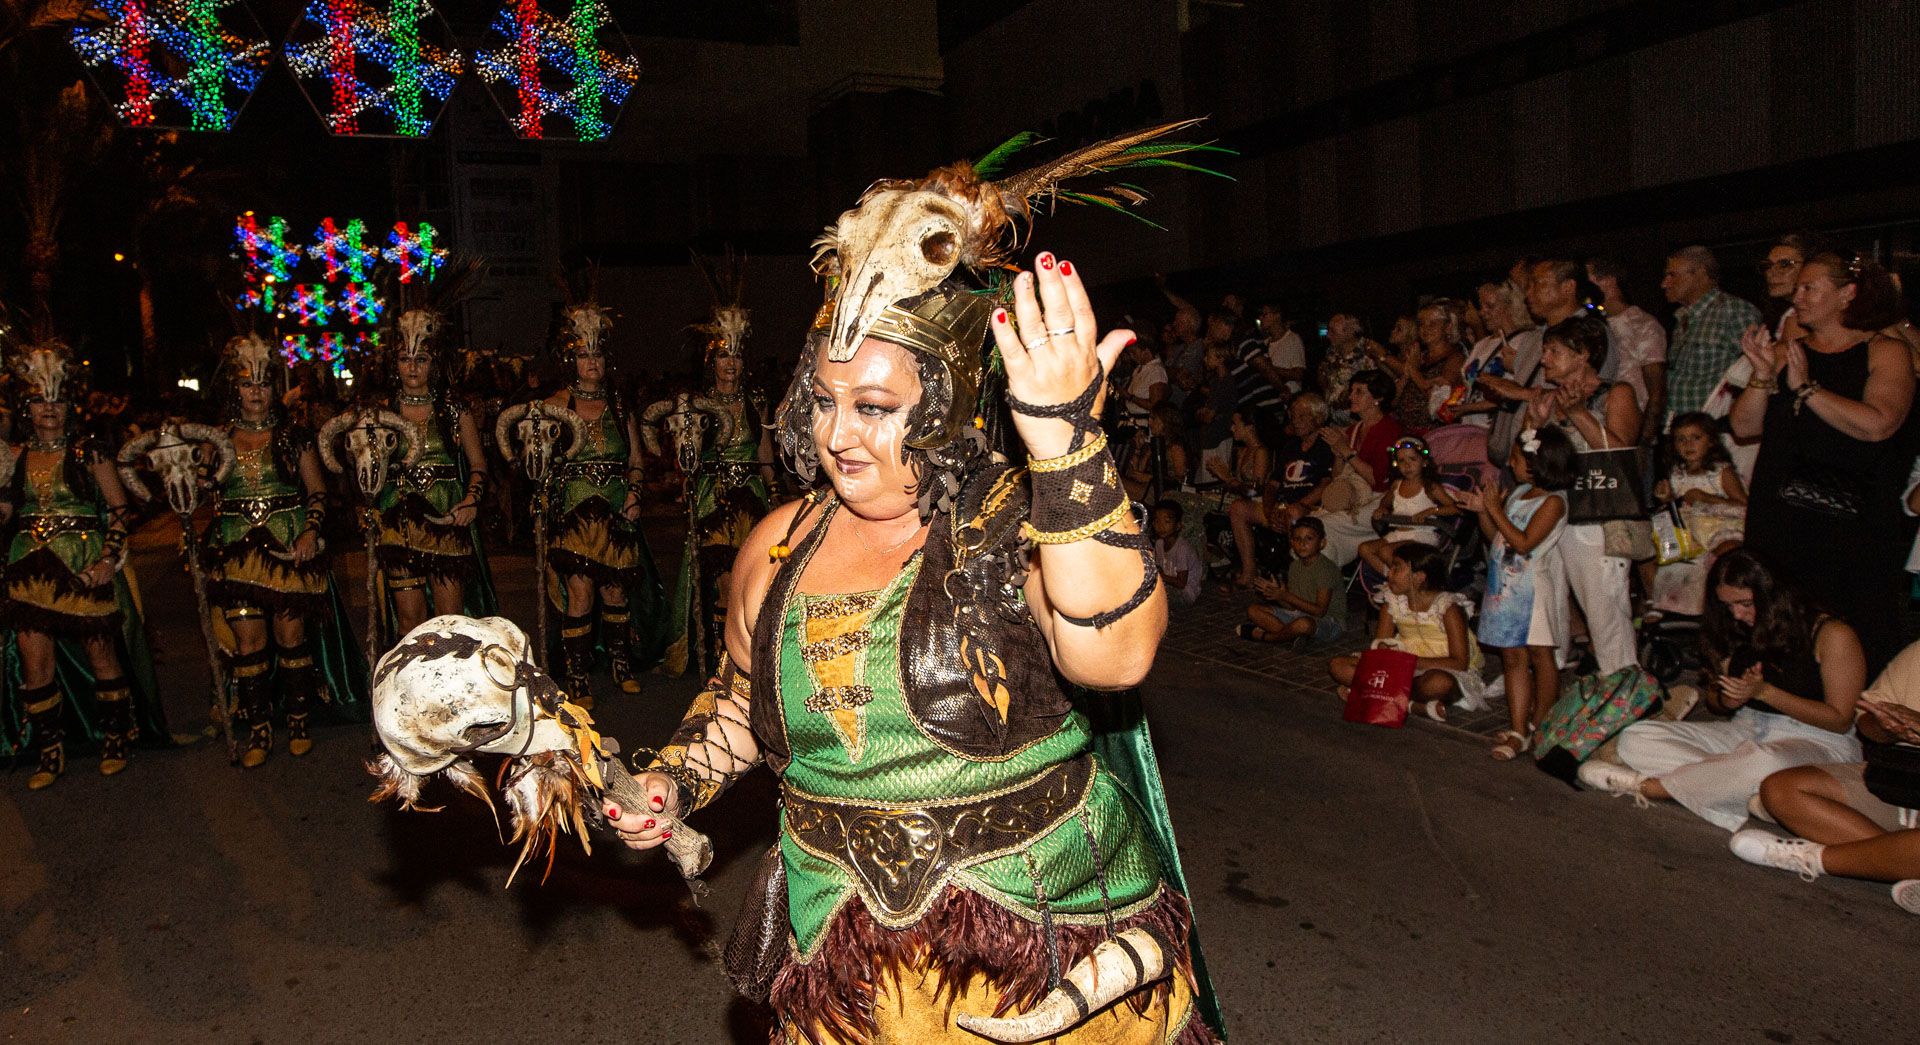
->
xmin=1126 ymin=235 xmax=1920 ymax=916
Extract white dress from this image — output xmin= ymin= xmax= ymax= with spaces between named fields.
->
xmin=1381 ymin=482 xmax=1443 ymax=547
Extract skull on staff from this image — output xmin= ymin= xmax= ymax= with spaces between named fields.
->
xmin=117 ymin=423 xmax=237 ymax=517
xmin=319 ymin=407 xmax=418 ymax=497
xmin=494 ymin=400 xmax=587 ymax=484
xmin=641 ymin=393 xmax=735 ymax=478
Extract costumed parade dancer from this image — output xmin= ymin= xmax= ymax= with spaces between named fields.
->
xmin=541 ymin=296 xmax=666 ymax=707
xmin=661 ymin=253 xmax=774 ymax=676
xmin=0 ymin=340 xmax=166 ymax=789
xmin=367 ymin=299 xmax=496 ymax=640
xmin=614 ymin=126 xmax=1225 ymax=1042
xmin=363 ymin=125 xmax=1226 ymax=1042
xmin=196 ymin=334 xmax=366 ymax=766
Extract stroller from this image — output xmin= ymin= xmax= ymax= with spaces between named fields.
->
xmin=1349 ymin=425 xmax=1496 ymax=601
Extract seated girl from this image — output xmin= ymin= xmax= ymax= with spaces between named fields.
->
xmin=1329 ymin=543 xmax=1483 ymax=722
xmin=1647 ymin=412 xmax=1748 ymax=618
xmin=1581 ymin=550 xmax=1864 ymax=831
xmin=1357 ymin=436 xmax=1458 ymax=578
xmin=1732 ymin=636 xmax=1920 ymax=915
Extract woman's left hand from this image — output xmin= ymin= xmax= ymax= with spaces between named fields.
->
xmin=449 ymin=500 xmax=478 ymax=527
xmin=1717 ymin=664 xmax=1767 ymax=706
xmin=621 ymin=491 xmax=642 ymax=522
xmin=78 ymin=557 xmax=115 ymax=589
xmin=1860 ymin=699 xmax=1920 ymax=745
xmin=292 ymin=530 xmax=320 ymax=563
xmin=992 ymin=253 xmax=1134 ymax=461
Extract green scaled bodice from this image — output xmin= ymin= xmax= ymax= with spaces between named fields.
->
xmin=210 ymin=436 xmax=303 ymax=549
xmin=556 ymin=404 xmax=629 ymax=514
xmin=376 ymin=406 xmax=462 ymax=514
xmin=769 ymin=529 xmax=1165 ymax=960
xmin=10 ymin=449 xmax=103 ymax=572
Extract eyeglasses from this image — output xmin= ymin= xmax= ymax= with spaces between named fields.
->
xmin=1756 ymin=258 xmax=1801 ymax=274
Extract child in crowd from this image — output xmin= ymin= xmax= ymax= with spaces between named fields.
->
xmin=1358 ymin=436 xmax=1458 ymax=577
xmin=1460 ymin=426 xmax=1575 ymax=760
xmin=1329 ymin=543 xmax=1484 ymax=722
xmin=1240 ymin=516 xmax=1344 ymax=643
xmin=1646 ymin=412 xmax=1749 ymax=618
xmin=1150 ymin=499 xmax=1204 ymax=605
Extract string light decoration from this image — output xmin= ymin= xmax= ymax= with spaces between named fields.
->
xmin=384 ymin=221 xmax=446 ymax=283
xmin=341 ymin=282 xmax=384 ymax=324
xmin=283 ymin=1 xmax=464 ymax=137
xmin=474 ymin=0 xmax=639 ymax=142
xmin=235 ymin=214 xmax=303 ymax=281
xmin=288 ymin=284 xmax=334 ymax=326
xmin=312 ymin=217 xmax=381 ymax=282
xmin=69 ymin=0 xmax=271 ymax=132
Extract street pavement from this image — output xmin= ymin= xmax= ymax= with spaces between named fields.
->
xmin=2 ymin=520 xmax=1914 ymax=1043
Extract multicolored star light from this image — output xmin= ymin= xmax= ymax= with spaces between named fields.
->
xmin=474 ymin=0 xmax=639 ymax=142
xmin=283 ymin=1 xmax=464 ymax=137
xmin=312 ymin=217 xmax=381 ymax=282
xmin=384 ymin=221 xmax=446 ymax=283
xmin=235 ymin=214 xmax=303 ymax=280
xmin=69 ymin=0 xmax=271 ymax=132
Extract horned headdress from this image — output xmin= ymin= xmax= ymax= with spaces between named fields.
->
xmin=692 ymin=249 xmax=750 ymax=366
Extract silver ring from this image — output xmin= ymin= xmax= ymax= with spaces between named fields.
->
xmin=1028 ymin=334 xmax=1051 ymax=350
xmin=1047 ymin=325 xmax=1076 ymax=338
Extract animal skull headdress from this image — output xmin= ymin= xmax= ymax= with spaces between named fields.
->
xmin=809 ymin=118 xmax=1213 ymax=450
xmin=559 ymin=302 xmax=614 ymax=364
xmin=13 ymin=340 xmax=75 ymax=405
xmin=692 ymin=250 xmax=751 ymax=365
xmin=394 ymin=308 xmax=442 ymax=364
xmin=221 ymin=332 xmax=281 ymax=388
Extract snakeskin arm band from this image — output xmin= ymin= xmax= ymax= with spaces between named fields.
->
xmin=1021 ymin=434 xmax=1128 ymax=545
xmin=633 ymin=655 xmax=760 ymax=814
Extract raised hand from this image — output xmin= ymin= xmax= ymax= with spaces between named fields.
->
xmin=1740 ymin=324 xmax=1783 ymax=379
xmin=991 ymin=253 xmax=1136 ymax=461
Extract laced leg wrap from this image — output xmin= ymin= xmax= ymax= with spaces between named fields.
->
xmin=560 ymin=612 xmax=594 ymax=690
xmin=96 ymin=675 xmax=133 ymax=763
xmin=601 ymin=607 xmax=634 ymax=681
xmin=23 ymin=682 xmax=64 ymax=773
xmin=277 ymin=641 xmax=315 ymax=716
xmin=229 ymin=649 xmax=273 ymax=724
xmin=633 ymin=655 xmax=759 ymax=815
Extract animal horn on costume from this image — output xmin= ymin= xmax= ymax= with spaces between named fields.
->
xmin=115 ymin=430 xmax=160 ymax=503
xmin=953 ymin=926 xmax=1174 ymax=1043
xmin=177 ymin=423 xmax=236 ymax=485
xmin=689 ymin=395 xmax=737 ymax=447
xmin=639 ymin=397 xmax=675 ymax=458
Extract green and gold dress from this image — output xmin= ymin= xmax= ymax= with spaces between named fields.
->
xmin=664 ymin=392 xmax=771 ymax=676
xmin=0 ymin=441 xmax=165 ymax=762
xmin=373 ymin=400 xmax=496 ymax=617
xmin=741 ymin=475 xmax=1206 ymax=1044
xmin=544 ymin=393 xmax=666 ymax=689
xmin=204 ymin=424 xmax=367 ymax=735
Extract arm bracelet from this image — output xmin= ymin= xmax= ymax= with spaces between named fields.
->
xmin=1020 ymin=434 xmax=1128 ymax=545
xmin=633 ymin=656 xmax=759 ymax=815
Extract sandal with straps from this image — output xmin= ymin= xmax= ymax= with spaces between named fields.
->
xmin=1490 ymin=727 xmax=1533 ymax=761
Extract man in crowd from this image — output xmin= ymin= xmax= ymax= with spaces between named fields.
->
xmin=1660 ymin=245 xmax=1762 ymax=427
xmin=1254 ymin=300 xmax=1308 ymax=394
xmin=1588 ymin=255 xmax=1670 ymax=444
xmin=1319 ymin=312 xmax=1374 ymax=414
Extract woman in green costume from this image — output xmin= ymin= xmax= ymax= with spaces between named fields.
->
xmin=609 ymin=130 xmax=1222 ymax=1044
xmin=0 ymin=340 xmax=164 ymax=790
xmin=542 ymin=300 xmax=664 ymax=706
xmin=201 ymin=335 xmax=366 ymax=767
xmin=373 ymin=308 xmax=494 ymax=639
xmin=661 ymin=298 xmax=774 ymax=677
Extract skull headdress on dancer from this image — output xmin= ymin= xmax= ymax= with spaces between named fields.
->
xmin=659 ymin=251 xmax=774 ymax=677
xmin=2 ymin=330 xmax=169 ymax=791
xmin=540 ymin=268 xmax=664 ymax=704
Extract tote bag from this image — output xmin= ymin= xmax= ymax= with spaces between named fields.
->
xmin=1567 ymin=426 xmax=1647 ymax=524
xmin=1342 ymin=648 xmax=1416 ymax=728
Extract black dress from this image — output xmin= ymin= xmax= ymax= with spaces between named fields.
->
xmin=1744 ymin=338 xmax=1918 ymax=673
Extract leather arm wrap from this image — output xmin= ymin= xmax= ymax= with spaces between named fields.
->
xmin=634 ymin=655 xmax=759 ymax=814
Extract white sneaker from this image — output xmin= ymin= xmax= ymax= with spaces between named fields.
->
xmin=1893 ymin=880 xmax=1920 ymax=915
xmin=1577 ymin=760 xmax=1648 ymax=803
xmin=1729 ymin=828 xmax=1826 ymax=882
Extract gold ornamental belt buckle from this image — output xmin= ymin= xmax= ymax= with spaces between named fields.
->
xmin=30 ymin=516 xmax=60 ymax=544
xmin=781 ymin=756 xmax=1093 ymax=923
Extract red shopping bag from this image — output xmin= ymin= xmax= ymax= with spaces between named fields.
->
xmin=1342 ymin=648 xmax=1417 ymax=728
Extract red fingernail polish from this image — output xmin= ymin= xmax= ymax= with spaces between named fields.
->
xmin=650 ymin=796 xmax=664 ymax=810
xmin=607 ymin=805 xmax=621 ymax=820
xmin=643 ymin=819 xmax=655 ymax=829
xmin=1126 ymin=336 xmax=1137 ymax=347
xmin=1059 ymin=261 xmax=1072 ymax=276
xmin=663 ymin=831 xmax=673 ymax=840
xmin=1039 ymin=254 xmax=1054 ymax=270
xmin=995 ymin=309 xmax=1007 ymax=324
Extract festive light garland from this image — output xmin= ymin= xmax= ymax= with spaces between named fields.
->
xmin=283 ymin=0 xmax=464 ymax=137
xmin=70 ymin=0 xmax=271 ymax=132
xmin=312 ymin=217 xmax=380 ymax=282
xmin=341 ymin=282 xmax=385 ymax=324
xmin=235 ymin=214 xmax=303 ymax=281
xmin=384 ymin=221 xmax=446 ymax=283
xmin=289 ymin=284 xmax=334 ymax=326
xmin=474 ymin=0 xmax=639 ymax=142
